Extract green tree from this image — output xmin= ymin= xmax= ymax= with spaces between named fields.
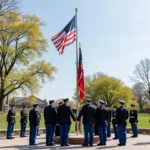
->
xmin=73 ymin=72 xmax=133 ymax=108
xmin=0 ymin=12 xmax=56 ymax=111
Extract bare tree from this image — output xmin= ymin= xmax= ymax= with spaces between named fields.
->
xmin=132 ymin=83 xmax=147 ymax=113
xmin=131 ymin=58 xmax=150 ymax=100
xmin=0 ymin=0 xmax=19 ymax=16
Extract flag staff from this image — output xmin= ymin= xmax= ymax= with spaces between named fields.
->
xmin=75 ymin=8 xmax=80 ymax=135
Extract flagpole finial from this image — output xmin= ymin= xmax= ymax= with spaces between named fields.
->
xmin=75 ymin=8 xmax=78 ymax=12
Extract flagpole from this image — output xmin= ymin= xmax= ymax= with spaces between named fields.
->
xmin=75 ymin=8 xmax=79 ymax=135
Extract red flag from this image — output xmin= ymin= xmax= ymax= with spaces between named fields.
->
xmin=77 ymin=46 xmax=85 ymax=102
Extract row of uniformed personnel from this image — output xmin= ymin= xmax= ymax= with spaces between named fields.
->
xmin=6 ymin=98 xmax=138 ymax=147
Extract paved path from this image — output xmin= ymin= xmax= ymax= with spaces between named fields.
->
xmin=0 ymin=134 xmax=150 ymax=150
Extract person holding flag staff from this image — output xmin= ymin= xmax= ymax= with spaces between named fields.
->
xmin=77 ymin=99 xmax=96 ymax=147
xmin=44 ymin=100 xmax=57 ymax=146
xmin=116 ymin=100 xmax=128 ymax=146
xmin=57 ymin=98 xmax=76 ymax=147
xmin=129 ymin=104 xmax=138 ymax=138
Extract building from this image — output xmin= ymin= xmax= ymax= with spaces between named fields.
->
xmin=12 ymin=95 xmax=48 ymax=109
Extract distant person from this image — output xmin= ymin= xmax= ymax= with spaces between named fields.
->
xmin=106 ymin=104 xmax=111 ymax=138
xmin=6 ymin=104 xmax=16 ymax=139
xmin=92 ymin=102 xmax=98 ymax=136
xmin=112 ymin=106 xmax=118 ymax=139
xmin=129 ymin=104 xmax=138 ymax=138
xmin=44 ymin=100 xmax=57 ymax=146
xmin=29 ymin=104 xmax=40 ymax=145
xmin=96 ymin=100 xmax=108 ymax=146
xmin=116 ymin=100 xmax=128 ymax=146
xmin=55 ymin=102 xmax=63 ymax=136
xmin=20 ymin=105 xmax=28 ymax=137
xmin=57 ymin=98 xmax=76 ymax=147
xmin=36 ymin=108 xmax=41 ymax=136
xmin=77 ymin=99 xmax=96 ymax=147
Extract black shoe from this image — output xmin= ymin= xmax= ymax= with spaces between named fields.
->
xmin=61 ymin=145 xmax=64 ymax=147
xmin=11 ymin=137 xmax=15 ymax=139
xmin=118 ymin=144 xmax=125 ymax=146
xmin=131 ymin=136 xmax=138 ymax=138
xmin=97 ymin=143 xmax=105 ymax=146
xmin=23 ymin=135 xmax=27 ymax=137
xmin=7 ymin=137 xmax=12 ymax=140
xmin=65 ymin=144 xmax=70 ymax=146
xmin=37 ymin=134 xmax=40 ymax=136
xmin=113 ymin=137 xmax=118 ymax=140
xmin=90 ymin=144 xmax=93 ymax=146
xmin=82 ymin=144 xmax=88 ymax=146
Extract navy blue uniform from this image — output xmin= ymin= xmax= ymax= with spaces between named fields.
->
xmin=129 ymin=110 xmax=138 ymax=137
xmin=44 ymin=105 xmax=57 ymax=145
xmin=29 ymin=109 xmax=40 ymax=145
xmin=57 ymin=104 xmax=76 ymax=146
xmin=77 ymin=104 xmax=96 ymax=146
xmin=106 ymin=108 xmax=111 ymax=137
xmin=7 ymin=109 xmax=16 ymax=139
xmin=96 ymin=106 xmax=108 ymax=145
xmin=20 ymin=110 xmax=28 ymax=137
xmin=112 ymin=110 xmax=118 ymax=139
xmin=116 ymin=106 xmax=128 ymax=145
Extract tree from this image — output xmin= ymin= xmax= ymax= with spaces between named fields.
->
xmin=132 ymin=83 xmax=147 ymax=113
xmin=94 ymin=76 xmax=133 ymax=107
xmin=131 ymin=58 xmax=150 ymax=100
xmin=73 ymin=72 xmax=133 ymax=108
xmin=0 ymin=12 xmax=56 ymax=111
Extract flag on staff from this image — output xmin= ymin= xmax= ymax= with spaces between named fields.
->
xmin=77 ymin=46 xmax=85 ymax=102
xmin=51 ymin=16 xmax=76 ymax=54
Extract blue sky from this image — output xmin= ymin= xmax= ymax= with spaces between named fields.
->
xmin=20 ymin=0 xmax=150 ymax=100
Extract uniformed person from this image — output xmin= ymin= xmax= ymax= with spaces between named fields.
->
xmin=29 ymin=104 xmax=40 ymax=145
xmin=116 ymin=100 xmax=128 ymax=146
xmin=96 ymin=100 xmax=108 ymax=146
xmin=6 ymin=104 xmax=16 ymax=139
xmin=57 ymin=98 xmax=76 ymax=147
xmin=129 ymin=104 xmax=138 ymax=138
xmin=77 ymin=99 xmax=96 ymax=147
xmin=112 ymin=106 xmax=118 ymax=139
xmin=44 ymin=100 xmax=57 ymax=146
xmin=20 ymin=105 xmax=28 ymax=137
xmin=106 ymin=104 xmax=111 ymax=138
xmin=92 ymin=102 xmax=98 ymax=136
xmin=36 ymin=108 xmax=41 ymax=136
xmin=55 ymin=102 xmax=63 ymax=136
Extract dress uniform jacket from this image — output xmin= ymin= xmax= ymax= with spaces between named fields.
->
xmin=116 ymin=106 xmax=128 ymax=125
xmin=77 ymin=104 xmax=96 ymax=124
xmin=57 ymin=104 xmax=76 ymax=124
xmin=20 ymin=110 xmax=28 ymax=123
xmin=29 ymin=109 xmax=40 ymax=127
xmin=96 ymin=106 xmax=108 ymax=125
xmin=107 ymin=108 xmax=112 ymax=123
xmin=7 ymin=109 xmax=16 ymax=124
xmin=44 ymin=105 xmax=57 ymax=125
xmin=129 ymin=110 xmax=138 ymax=123
xmin=112 ymin=111 xmax=117 ymax=125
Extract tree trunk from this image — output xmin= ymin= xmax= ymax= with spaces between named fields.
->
xmin=0 ymin=96 xmax=4 ymax=112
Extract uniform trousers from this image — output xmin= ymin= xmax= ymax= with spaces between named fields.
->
xmin=29 ymin=126 xmax=38 ymax=145
xmin=98 ymin=125 xmax=107 ymax=145
xmin=83 ymin=124 xmax=94 ymax=145
xmin=118 ymin=124 xmax=127 ymax=144
xmin=20 ymin=123 xmax=26 ymax=137
xmin=131 ymin=123 xmax=138 ymax=137
xmin=60 ymin=124 xmax=70 ymax=146
xmin=107 ymin=123 xmax=111 ymax=137
xmin=46 ymin=124 xmax=55 ymax=145
xmin=113 ymin=124 xmax=118 ymax=138
xmin=7 ymin=123 xmax=14 ymax=138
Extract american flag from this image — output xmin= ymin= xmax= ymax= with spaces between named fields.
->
xmin=77 ymin=46 xmax=85 ymax=101
xmin=51 ymin=16 xmax=76 ymax=54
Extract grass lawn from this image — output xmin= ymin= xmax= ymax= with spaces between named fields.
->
xmin=0 ymin=113 xmax=149 ymax=131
